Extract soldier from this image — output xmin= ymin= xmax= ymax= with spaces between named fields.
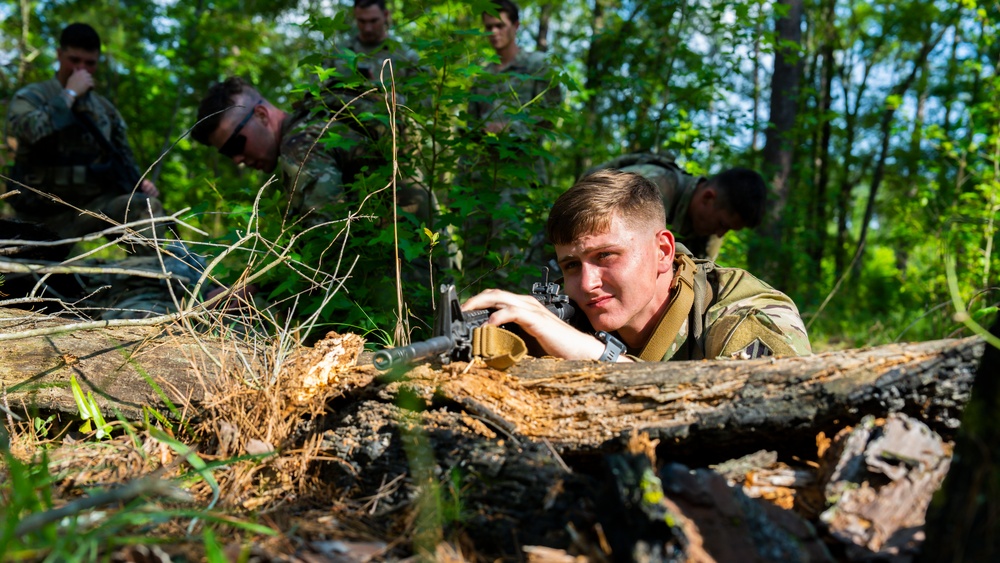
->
xmin=470 ymin=0 xmax=562 ymax=181
xmin=458 ymin=0 xmax=563 ymax=283
xmin=191 ymin=77 xmax=432 ymax=302
xmin=589 ymin=152 xmax=767 ymax=261
xmin=4 ymin=23 xmax=166 ymax=248
xmin=462 ymin=169 xmax=811 ymax=362
xmin=192 ymin=76 xmax=395 ymax=227
xmin=323 ymin=0 xmax=419 ymax=91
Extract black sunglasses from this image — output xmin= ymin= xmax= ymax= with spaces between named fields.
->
xmin=218 ymin=99 xmax=263 ymax=158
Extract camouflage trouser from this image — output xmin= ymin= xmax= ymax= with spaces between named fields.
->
xmin=18 ymin=192 xmax=167 ymax=253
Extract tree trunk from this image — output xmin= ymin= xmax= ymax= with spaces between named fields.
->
xmin=1 ymin=305 xmax=980 ymax=462
xmin=809 ymin=0 xmax=836 ymax=283
xmin=750 ymin=0 xmax=802 ymax=284
xmin=573 ymin=0 xmax=611 ymax=175
xmin=535 ymin=3 xmax=553 ymax=53
xmin=851 ymin=24 xmax=951 ymax=274
xmin=919 ymin=321 xmax=1000 ymax=563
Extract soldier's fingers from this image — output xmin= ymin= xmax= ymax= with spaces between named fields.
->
xmin=461 ymin=288 xmax=517 ymax=312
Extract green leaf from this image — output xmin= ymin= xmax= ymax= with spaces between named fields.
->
xmin=69 ymin=374 xmax=91 ymax=422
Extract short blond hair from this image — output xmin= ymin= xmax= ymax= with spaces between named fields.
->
xmin=546 ymin=169 xmax=666 ymax=245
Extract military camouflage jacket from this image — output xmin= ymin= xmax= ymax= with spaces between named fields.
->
xmin=277 ymin=93 xmax=385 ymax=227
xmin=651 ymin=252 xmax=811 ymax=360
xmin=592 ymin=153 xmax=718 ymax=260
xmin=5 ymin=77 xmax=141 ymax=206
xmin=322 ymin=36 xmax=419 ymax=92
xmin=469 ymin=48 xmax=562 ymax=141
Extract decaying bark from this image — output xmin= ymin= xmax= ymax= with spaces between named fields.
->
xmin=1 ymin=303 xmax=980 ymax=461
xmin=920 ymin=319 xmax=1000 ymax=563
xmin=410 ymin=337 xmax=980 ymax=459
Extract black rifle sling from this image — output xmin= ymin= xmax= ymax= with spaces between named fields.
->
xmin=74 ymin=109 xmax=141 ymax=194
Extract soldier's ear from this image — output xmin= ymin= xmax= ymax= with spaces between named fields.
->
xmin=656 ymin=229 xmax=675 ymax=274
xmin=254 ymin=103 xmax=270 ymax=123
xmin=699 ymin=186 xmax=718 ymax=207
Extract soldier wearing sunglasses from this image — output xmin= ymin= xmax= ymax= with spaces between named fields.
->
xmin=193 ymin=77 xmax=365 ymax=228
xmin=192 ymin=76 xmax=430 ymax=229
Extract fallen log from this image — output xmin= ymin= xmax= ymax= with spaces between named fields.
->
xmin=0 ymin=304 xmax=990 ymax=561
xmin=404 ymin=337 xmax=981 ymax=460
xmin=0 ymin=303 xmax=981 ymax=461
xmin=0 ymin=307 xmax=260 ymax=419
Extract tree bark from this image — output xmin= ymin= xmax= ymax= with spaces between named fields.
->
xmin=1 ymin=306 xmax=989 ymax=561
xmin=919 ymin=321 xmax=1000 ymax=562
xmin=750 ymin=0 xmax=802 ymax=284
xmin=851 ymin=22 xmax=952 ymax=274
xmin=808 ymin=0 xmax=836 ymax=282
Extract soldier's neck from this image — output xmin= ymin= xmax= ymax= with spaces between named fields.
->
xmin=497 ymin=43 xmax=520 ymax=68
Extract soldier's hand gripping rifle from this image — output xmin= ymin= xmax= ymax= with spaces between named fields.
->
xmin=373 ymin=281 xmax=576 ymax=371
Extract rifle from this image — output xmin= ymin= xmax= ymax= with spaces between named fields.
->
xmin=373 ymin=281 xmax=576 ymax=371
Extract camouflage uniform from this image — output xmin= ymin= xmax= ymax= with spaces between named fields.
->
xmin=277 ymin=92 xmax=381 ymax=228
xmin=4 ymin=77 xmax=165 ymax=242
xmin=591 ymin=153 xmax=719 ymax=260
xmin=664 ymin=249 xmax=810 ymax=360
xmin=319 ymin=36 xmax=431 ymax=224
xmin=323 ymin=35 xmax=420 ymax=91
xmin=88 ymin=242 xmax=208 ymax=320
xmin=460 ymin=49 xmax=563 ymax=281
xmin=277 ymin=90 xmax=433 ymax=288
xmin=468 ymin=48 xmax=563 ymax=185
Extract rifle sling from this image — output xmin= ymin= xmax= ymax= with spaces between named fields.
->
xmin=472 ymin=324 xmax=528 ymax=369
xmin=638 ymin=253 xmax=697 ymax=362
xmin=74 ymin=111 xmax=140 ymax=191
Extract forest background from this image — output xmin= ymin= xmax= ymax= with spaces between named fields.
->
xmin=0 ymin=0 xmax=997 ymax=351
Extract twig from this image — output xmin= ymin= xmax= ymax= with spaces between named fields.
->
xmin=805 ymin=239 xmax=865 ymax=331
xmin=0 ymin=307 xmax=205 ymax=342
xmin=0 ymin=260 xmax=180 ymax=279
xmin=542 ymin=438 xmax=572 ymax=474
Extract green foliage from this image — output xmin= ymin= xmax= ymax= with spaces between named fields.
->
xmin=69 ymin=374 xmax=113 ymax=440
xmin=2 ymin=0 xmax=998 ymax=348
xmin=0 ymin=413 xmax=276 ymax=560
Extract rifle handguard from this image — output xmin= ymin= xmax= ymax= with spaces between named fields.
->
xmin=372 ymin=335 xmax=453 ymax=371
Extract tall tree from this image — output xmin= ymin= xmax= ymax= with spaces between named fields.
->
xmin=750 ymin=0 xmax=803 ymax=284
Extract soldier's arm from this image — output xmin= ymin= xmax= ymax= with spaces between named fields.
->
xmin=280 ymin=132 xmax=346 ymax=228
xmin=704 ymin=268 xmax=813 ymax=359
xmin=6 ymin=88 xmax=77 ymax=145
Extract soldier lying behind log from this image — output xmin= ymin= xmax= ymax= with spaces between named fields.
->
xmin=460 ymin=169 xmax=812 ymax=362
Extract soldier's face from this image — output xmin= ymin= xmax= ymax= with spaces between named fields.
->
xmin=355 ymin=6 xmax=389 ymax=46
xmin=208 ymin=100 xmax=279 ymax=173
xmin=556 ymin=214 xmax=675 ymax=338
xmin=691 ymin=189 xmax=745 ymax=237
xmin=483 ymin=12 xmax=518 ymax=53
xmin=56 ymin=47 xmax=99 ymax=82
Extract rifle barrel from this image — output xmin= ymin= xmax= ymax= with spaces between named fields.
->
xmin=373 ymin=335 xmax=454 ymax=371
